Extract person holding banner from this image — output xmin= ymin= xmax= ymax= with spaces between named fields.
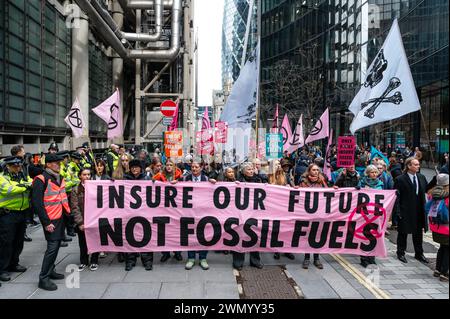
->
xmin=233 ymin=162 xmax=264 ymax=271
xmin=153 ymin=158 xmax=183 ymax=263
xmin=268 ymin=160 xmax=296 ymax=261
xmin=70 ymin=168 xmax=100 ymax=272
xmin=183 ymin=159 xmax=217 ymax=271
xmin=359 ymin=165 xmax=385 ymax=267
xmin=223 ymin=167 xmax=237 ymax=182
xmin=123 ymin=159 xmax=154 ymax=271
xmin=32 ymin=154 xmax=70 ymax=291
xmin=299 ymin=164 xmax=328 ymax=270
xmin=334 ymin=165 xmax=360 ymax=189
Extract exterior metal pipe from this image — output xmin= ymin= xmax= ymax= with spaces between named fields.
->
xmin=74 ymin=0 xmax=128 ymax=59
xmin=128 ymin=0 xmax=173 ymax=9
xmin=91 ymin=0 xmax=125 ymax=41
xmin=121 ymin=0 xmax=163 ymax=42
xmin=128 ymin=0 xmax=181 ymax=61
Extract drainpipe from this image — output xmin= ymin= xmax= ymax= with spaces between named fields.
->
xmin=121 ymin=0 xmax=163 ymax=42
xmin=74 ymin=0 xmax=128 ymax=59
xmin=128 ymin=0 xmax=181 ymax=61
xmin=128 ymin=0 xmax=173 ymax=9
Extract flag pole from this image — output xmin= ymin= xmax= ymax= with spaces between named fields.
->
xmin=419 ymin=109 xmax=436 ymax=167
xmin=87 ymin=139 xmax=99 ymax=175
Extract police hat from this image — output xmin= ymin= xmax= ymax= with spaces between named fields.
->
xmin=48 ymin=142 xmax=59 ymax=151
xmin=129 ymin=159 xmax=143 ymax=169
xmin=82 ymin=142 xmax=89 ymax=149
xmin=56 ymin=151 xmax=70 ymax=158
xmin=45 ymin=154 xmax=64 ymax=164
xmin=3 ymin=156 xmax=23 ymax=165
xmin=70 ymin=152 xmax=82 ymax=160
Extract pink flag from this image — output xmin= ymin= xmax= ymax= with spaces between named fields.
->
xmin=305 ymin=108 xmax=329 ymax=144
xmin=280 ymin=114 xmax=292 ymax=153
xmin=323 ymin=129 xmax=333 ymax=180
xmin=64 ymin=98 xmax=85 ymax=138
xmin=286 ymin=114 xmax=305 ymax=155
xmin=201 ymin=106 xmax=211 ymax=130
xmin=271 ymin=104 xmax=279 ymax=133
xmin=92 ymin=89 xmax=123 ymax=140
xmin=168 ymin=99 xmax=180 ymax=131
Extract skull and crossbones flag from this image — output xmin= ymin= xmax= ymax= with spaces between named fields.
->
xmin=349 ymin=19 xmax=421 ymax=135
xmin=64 ymin=98 xmax=86 ymax=138
xmin=92 ymin=88 xmax=123 ymax=140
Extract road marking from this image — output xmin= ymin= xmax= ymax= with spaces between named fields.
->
xmin=330 ymin=254 xmax=391 ymax=299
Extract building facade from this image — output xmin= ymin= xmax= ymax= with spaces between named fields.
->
xmin=0 ymin=0 xmax=196 ymax=156
xmin=261 ymin=0 xmax=448 ymax=165
xmin=222 ymin=0 xmax=258 ymax=95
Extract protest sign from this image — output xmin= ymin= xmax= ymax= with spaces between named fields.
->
xmin=266 ymin=133 xmax=283 ymax=160
xmin=85 ymin=181 xmax=396 ymax=257
xmin=337 ymin=136 xmax=356 ymax=168
xmin=164 ymin=131 xmax=183 ymax=158
xmin=214 ymin=121 xmax=228 ymax=144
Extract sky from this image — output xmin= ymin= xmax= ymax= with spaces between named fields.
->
xmin=194 ymin=0 xmax=224 ymax=107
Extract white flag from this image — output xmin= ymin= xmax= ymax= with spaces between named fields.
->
xmin=64 ymin=98 xmax=85 ymax=138
xmin=349 ymin=19 xmax=421 ymax=135
xmin=221 ymin=42 xmax=260 ymax=161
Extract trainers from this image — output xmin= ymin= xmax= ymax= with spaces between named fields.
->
xmin=440 ymin=274 xmax=449 ymax=282
xmin=433 ymin=270 xmax=441 ymax=277
xmin=78 ymin=264 xmax=87 ymax=272
xmin=199 ymin=259 xmax=209 ymax=270
xmin=99 ymin=252 xmax=107 ymax=259
xmin=89 ymin=264 xmax=98 ymax=271
xmin=185 ymin=259 xmax=195 ymax=270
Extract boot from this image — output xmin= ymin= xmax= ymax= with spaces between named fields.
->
xmin=38 ymin=279 xmax=57 ymax=291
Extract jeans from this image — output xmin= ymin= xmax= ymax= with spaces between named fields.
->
xmin=436 ymin=244 xmax=449 ymax=275
xmin=39 ymin=240 xmax=61 ymax=282
xmin=0 ymin=211 xmax=26 ymax=273
xmin=76 ymin=227 xmax=99 ymax=265
xmin=187 ymin=251 xmax=208 ymax=260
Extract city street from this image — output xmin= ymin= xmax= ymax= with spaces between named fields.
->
xmin=1 ymin=169 xmax=447 ymax=300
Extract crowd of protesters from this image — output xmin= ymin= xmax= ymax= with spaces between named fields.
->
xmin=0 ymin=141 xmax=448 ymax=290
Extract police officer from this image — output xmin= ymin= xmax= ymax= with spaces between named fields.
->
xmin=106 ymin=144 xmax=120 ymax=175
xmin=32 ymin=153 xmax=70 ymax=291
xmin=0 ymin=156 xmax=33 ymax=284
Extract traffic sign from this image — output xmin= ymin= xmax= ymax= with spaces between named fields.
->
xmin=160 ymin=100 xmax=177 ymax=117
xmin=162 ymin=117 xmax=173 ymax=126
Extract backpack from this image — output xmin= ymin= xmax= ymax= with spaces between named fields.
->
xmin=426 ymin=199 xmax=449 ymax=226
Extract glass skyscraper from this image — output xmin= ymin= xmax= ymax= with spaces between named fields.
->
xmin=261 ymin=0 xmax=448 ymax=164
xmin=222 ymin=0 xmax=258 ymax=93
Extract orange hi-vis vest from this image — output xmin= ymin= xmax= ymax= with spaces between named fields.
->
xmin=34 ymin=174 xmax=71 ymax=221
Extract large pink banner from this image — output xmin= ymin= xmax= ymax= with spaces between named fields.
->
xmin=84 ymin=181 xmax=396 ymax=257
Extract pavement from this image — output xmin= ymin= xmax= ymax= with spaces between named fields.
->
xmin=0 ymin=167 xmax=447 ymax=300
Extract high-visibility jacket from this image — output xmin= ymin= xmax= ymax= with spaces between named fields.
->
xmin=0 ymin=172 xmax=32 ymax=211
xmin=60 ymin=162 xmax=77 ymax=193
xmin=33 ymin=174 xmax=70 ymax=221
xmin=81 ymin=157 xmax=92 ymax=169
xmin=108 ymin=151 xmax=119 ymax=172
xmin=67 ymin=162 xmax=81 ymax=187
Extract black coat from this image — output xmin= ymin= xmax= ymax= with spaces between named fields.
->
xmin=394 ymin=173 xmax=428 ymax=234
xmin=334 ymin=172 xmax=360 ymax=188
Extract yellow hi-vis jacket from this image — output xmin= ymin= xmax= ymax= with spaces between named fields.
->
xmin=0 ymin=172 xmax=32 ymax=211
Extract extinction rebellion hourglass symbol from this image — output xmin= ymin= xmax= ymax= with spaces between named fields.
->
xmin=108 ymin=103 xmax=119 ymax=130
xmin=68 ymin=108 xmax=83 ymax=129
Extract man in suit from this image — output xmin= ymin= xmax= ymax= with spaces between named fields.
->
xmin=394 ymin=157 xmax=429 ymax=264
xmin=183 ymin=159 xmax=217 ymax=271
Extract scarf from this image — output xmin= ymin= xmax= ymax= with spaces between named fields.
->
xmin=362 ymin=176 xmax=382 ymax=189
xmin=45 ymin=168 xmax=61 ymax=184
